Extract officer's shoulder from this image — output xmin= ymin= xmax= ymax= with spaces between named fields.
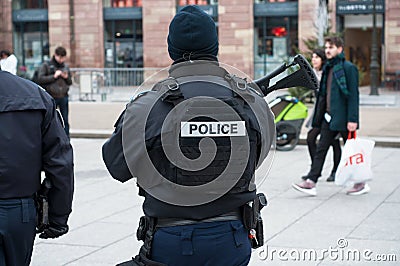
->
xmin=129 ymin=90 xmax=161 ymax=104
xmin=37 ymin=84 xmax=52 ymax=99
xmin=128 ymin=77 xmax=180 ymax=105
xmin=24 ymin=77 xmax=55 ymax=104
xmin=4 ymin=72 xmax=43 ymax=93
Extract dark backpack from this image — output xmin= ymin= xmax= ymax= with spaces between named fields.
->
xmin=31 ymin=68 xmax=40 ymax=84
xmin=31 ymin=61 xmax=50 ymax=85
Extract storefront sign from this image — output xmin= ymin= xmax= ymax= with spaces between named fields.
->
xmin=103 ymin=7 xmax=142 ymax=20
xmin=336 ymin=0 xmax=384 ymax=15
xmin=254 ymin=2 xmax=298 ymax=17
xmin=12 ymin=9 xmax=48 ymax=22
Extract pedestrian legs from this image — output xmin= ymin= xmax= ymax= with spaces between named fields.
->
xmin=55 ymin=96 xmax=70 ymax=137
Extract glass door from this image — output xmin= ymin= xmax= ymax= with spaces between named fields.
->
xmin=13 ymin=22 xmax=49 ymax=78
xmin=104 ymin=19 xmax=143 ymax=68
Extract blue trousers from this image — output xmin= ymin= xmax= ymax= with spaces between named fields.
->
xmin=151 ymin=220 xmax=251 ymax=266
xmin=0 ymin=198 xmax=36 ymax=266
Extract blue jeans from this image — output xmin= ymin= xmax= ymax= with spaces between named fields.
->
xmin=151 ymin=220 xmax=251 ymax=266
xmin=0 ymin=198 xmax=36 ymax=266
xmin=55 ymin=96 xmax=69 ymax=137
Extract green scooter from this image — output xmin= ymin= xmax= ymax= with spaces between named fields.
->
xmin=269 ymin=95 xmax=308 ymax=151
xmin=254 ymin=54 xmax=319 ymax=151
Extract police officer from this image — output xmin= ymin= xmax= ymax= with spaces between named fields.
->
xmin=103 ymin=5 xmax=274 ymax=266
xmin=0 ymin=69 xmax=74 ymax=266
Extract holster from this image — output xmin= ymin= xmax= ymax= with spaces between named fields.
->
xmin=35 ymin=178 xmax=52 ymax=232
xmin=116 ymin=216 xmax=166 ymax=266
xmin=242 ymin=193 xmax=268 ymax=249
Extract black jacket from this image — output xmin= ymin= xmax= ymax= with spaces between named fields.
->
xmin=102 ymin=60 xmax=274 ymax=220
xmin=312 ymin=60 xmax=359 ymax=131
xmin=37 ymin=57 xmax=72 ymax=99
xmin=0 ymin=70 xmax=74 ymax=226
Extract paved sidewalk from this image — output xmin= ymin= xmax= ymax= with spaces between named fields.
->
xmin=30 ymin=139 xmax=400 ymax=266
xmin=31 ymin=84 xmax=399 ymax=265
xmin=68 ymin=86 xmax=400 ymax=147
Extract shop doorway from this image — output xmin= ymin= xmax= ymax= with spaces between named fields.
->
xmin=344 ymin=28 xmax=382 ymax=86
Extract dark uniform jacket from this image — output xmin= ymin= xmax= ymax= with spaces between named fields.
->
xmin=0 ymin=71 xmax=74 ymax=226
xmin=102 ymin=60 xmax=274 ymax=220
xmin=313 ymin=60 xmax=359 ymax=132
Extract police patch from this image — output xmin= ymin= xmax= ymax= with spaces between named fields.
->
xmin=180 ymin=121 xmax=246 ymax=137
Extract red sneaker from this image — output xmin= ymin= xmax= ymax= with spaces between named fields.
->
xmin=347 ymin=183 xmax=370 ymax=196
xmin=292 ymin=179 xmax=317 ymax=196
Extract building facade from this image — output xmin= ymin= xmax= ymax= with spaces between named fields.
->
xmin=0 ymin=0 xmax=399 ymax=84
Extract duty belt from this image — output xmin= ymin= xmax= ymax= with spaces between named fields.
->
xmin=156 ymin=210 xmax=242 ymax=228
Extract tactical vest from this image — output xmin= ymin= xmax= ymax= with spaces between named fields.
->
xmin=122 ymin=61 xmax=274 ymax=215
xmin=148 ymin=73 xmax=259 ymax=194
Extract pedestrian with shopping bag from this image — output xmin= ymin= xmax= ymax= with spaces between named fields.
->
xmin=292 ymin=36 xmax=367 ymax=196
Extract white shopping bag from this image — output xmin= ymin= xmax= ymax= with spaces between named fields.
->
xmin=335 ymin=132 xmax=375 ymax=187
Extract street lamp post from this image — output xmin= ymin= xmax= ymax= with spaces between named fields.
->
xmin=370 ymin=0 xmax=379 ymax=95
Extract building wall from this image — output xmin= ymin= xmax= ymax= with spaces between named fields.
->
xmin=142 ymin=0 xmax=175 ymax=68
xmin=142 ymin=0 xmax=255 ymax=76
xmin=298 ymin=0 xmax=319 ymax=52
xmin=48 ymin=0 xmax=72 ymax=59
xmin=385 ymin=0 xmax=400 ymax=73
xmin=142 ymin=0 xmax=255 ymax=77
xmin=73 ymin=0 xmax=104 ymax=67
xmin=30 ymin=0 xmax=104 ymax=68
xmin=2 ymin=0 xmax=400 ymax=80
xmin=329 ymin=0 xmax=337 ymax=33
xmin=219 ymin=0 xmax=254 ymax=77
xmin=0 ymin=0 xmax=13 ymax=53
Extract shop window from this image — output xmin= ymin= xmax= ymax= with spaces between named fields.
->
xmin=104 ymin=20 xmax=143 ymax=68
xmin=12 ymin=0 xmax=48 ymax=9
xmin=255 ymin=17 xmax=297 ymax=58
xmin=254 ymin=0 xmax=297 ymax=3
xmin=103 ymin=0 xmax=142 ymax=8
xmin=177 ymin=0 xmax=218 ymax=5
xmin=104 ymin=19 xmax=143 ymax=85
xmin=271 ymin=26 xmax=287 ymax=37
xmin=13 ymin=22 xmax=49 ymax=78
xmin=254 ymin=16 xmax=298 ymax=78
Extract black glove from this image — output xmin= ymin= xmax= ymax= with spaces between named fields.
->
xmin=39 ymin=223 xmax=69 ymax=239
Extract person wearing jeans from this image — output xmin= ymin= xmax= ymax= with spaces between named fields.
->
xmin=303 ymin=49 xmax=341 ymax=182
xmin=37 ymin=46 xmax=72 ymax=137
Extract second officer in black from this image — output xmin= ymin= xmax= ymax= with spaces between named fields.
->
xmin=0 ymin=69 xmax=74 ymax=266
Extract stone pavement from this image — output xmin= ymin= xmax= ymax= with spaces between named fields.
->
xmin=30 ymin=139 xmax=400 ymax=266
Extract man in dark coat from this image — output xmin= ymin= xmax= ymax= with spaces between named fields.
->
xmin=292 ymin=36 xmax=368 ymax=196
xmin=37 ymin=46 xmax=72 ymax=137
xmin=0 ymin=69 xmax=74 ymax=266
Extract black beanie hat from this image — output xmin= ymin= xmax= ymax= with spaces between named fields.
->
xmin=167 ymin=5 xmax=219 ymax=61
